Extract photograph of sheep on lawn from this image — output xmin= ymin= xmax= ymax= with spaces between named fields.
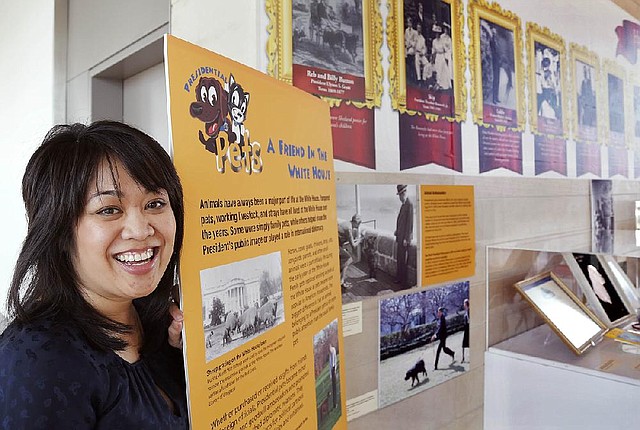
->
xmin=200 ymin=252 xmax=285 ymax=363
xmin=378 ymin=281 xmax=469 ymax=408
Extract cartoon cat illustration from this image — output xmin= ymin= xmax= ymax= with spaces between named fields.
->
xmin=227 ymin=74 xmax=250 ymax=145
xmin=189 ymin=77 xmax=229 ymax=154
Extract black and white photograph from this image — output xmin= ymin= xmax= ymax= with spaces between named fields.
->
xmin=337 ymin=184 xmax=418 ymax=304
xmin=590 ymin=179 xmax=614 ymax=254
xmin=313 ymin=319 xmax=342 ymax=430
xmin=479 ymin=18 xmax=516 ymax=109
xmin=403 ymin=0 xmax=453 ymax=92
xmin=200 ymin=252 xmax=285 ymax=363
xmin=292 ymin=0 xmax=365 ymax=77
xmin=534 ymin=41 xmax=562 ymax=121
xmin=573 ymin=253 xmax=632 ymax=326
xmin=378 ymin=281 xmax=470 ymax=408
xmin=607 ymin=72 xmax=625 ymax=135
xmin=576 ymin=60 xmax=598 ymax=129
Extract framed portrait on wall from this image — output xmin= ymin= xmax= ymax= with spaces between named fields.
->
xmin=569 ymin=44 xmax=601 ymax=144
xmin=603 ymin=59 xmax=628 ymax=148
xmin=266 ymin=0 xmax=383 ymax=169
xmin=514 ymin=271 xmax=606 ymax=355
xmin=266 ymin=0 xmax=382 ymax=107
xmin=387 ymin=0 xmax=466 ymax=121
xmin=526 ymin=23 xmax=568 ymax=138
xmin=468 ymin=0 xmax=525 ymax=131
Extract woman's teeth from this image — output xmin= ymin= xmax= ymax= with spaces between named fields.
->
xmin=116 ymin=249 xmax=154 ymax=263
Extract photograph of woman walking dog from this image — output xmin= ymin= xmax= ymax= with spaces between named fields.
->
xmin=378 ymin=281 xmax=469 ymax=408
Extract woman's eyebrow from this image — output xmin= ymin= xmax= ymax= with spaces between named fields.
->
xmin=87 ymin=189 xmax=121 ymax=200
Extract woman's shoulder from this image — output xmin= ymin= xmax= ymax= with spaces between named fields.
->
xmin=0 ymin=317 xmax=114 ymax=372
xmin=0 ymin=318 xmax=118 ymax=428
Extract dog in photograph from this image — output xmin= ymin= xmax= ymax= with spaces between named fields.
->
xmin=362 ymin=235 xmax=377 ymax=279
xmin=404 ymin=359 xmax=427 ymax=387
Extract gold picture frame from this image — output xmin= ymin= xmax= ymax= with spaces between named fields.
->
xmin=266 ymin=0 xmax=383 ymax=108
xmin=468 ymin=0 xmax=525 ymax=131
xmin=602 ymin=59 xmax=628 ymax=148
xmin=569 ymin=43 xmax=601 ymax=144
xmin=386 ymin=0 xmax=466 ymax=121
xmin=514 ymin=271 xmax=607 ymax=355
xmin=526 ymin=23 xmax=568 ymax=139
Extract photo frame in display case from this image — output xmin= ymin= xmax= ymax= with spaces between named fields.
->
xmin=514 ymin=271 xmax=607 ymax=355
xmin=598 ymin=255 xmax=640 ymax=313
xmin=563 ymin=253 xmax=634 ymax=328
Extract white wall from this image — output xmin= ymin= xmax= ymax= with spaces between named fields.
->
xmin=123 ymin=62 xmax=169 ymax=152
xmin=0 ymin=0 xmax=58 ymax=312
xmin=170 ymin=0 xmax=263 ymax=69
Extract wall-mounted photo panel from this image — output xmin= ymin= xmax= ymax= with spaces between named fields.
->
xmin=468 ymin=0 xmax=525 ymax=131
xmin=526 ymin=23 xmax=568 ymax=138
xmin=565 ymin=253 xmax=634 ymax=328
xmin=337 ymin=183 xmax=419 ymax=304
xmin=387 ymin=0 xmax=466 ymax=121
xmin=590 ymin=179 xmax=614 ymax=254
xmin=514 ymin=271 xmax=606 ymax=355
xmin=569 ymin=43 xmax=601 ymax=144
xmin=598 ymin=254 xmax=640 ymax=313
xmin=378 ymin=281 xmax=469 ymax=409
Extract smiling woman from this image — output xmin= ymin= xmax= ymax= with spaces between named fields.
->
xmin=0 ymin=121 xmax=188 ymax=429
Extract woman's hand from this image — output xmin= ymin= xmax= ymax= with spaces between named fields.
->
xmin=168 ymin=302 xmax=184 ymax=349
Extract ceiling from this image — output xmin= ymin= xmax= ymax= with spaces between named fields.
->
xmin=612 ymin=0 xmax=640 ymax=19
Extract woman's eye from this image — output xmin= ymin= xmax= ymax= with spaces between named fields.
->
xmin=147 ymin=200 xmax=167 ymax=210
xmin=97 ymin=207 xmax=120 ymax=216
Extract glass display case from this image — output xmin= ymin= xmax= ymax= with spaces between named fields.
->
xmin=485 ymin=230 xmax=640 ymax=429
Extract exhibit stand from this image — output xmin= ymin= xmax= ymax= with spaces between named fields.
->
xmin=485 ymin=230 xmax=640 ymax=429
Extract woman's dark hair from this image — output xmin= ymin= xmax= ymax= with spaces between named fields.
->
xmin=7 ymin=120 xmax=184 ymax=353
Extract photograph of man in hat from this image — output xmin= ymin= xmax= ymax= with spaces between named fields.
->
xmin=394 ymin=185 xmax=414 ymax=286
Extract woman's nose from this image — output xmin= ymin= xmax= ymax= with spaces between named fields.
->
xmin=122 ymin=211 xmax=154 ymax=240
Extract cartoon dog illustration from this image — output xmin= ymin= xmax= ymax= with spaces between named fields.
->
xmin=227 ymin=74 xmax=250 ymax=145
xmin=189 ymin=77 xmax=229 ymax=154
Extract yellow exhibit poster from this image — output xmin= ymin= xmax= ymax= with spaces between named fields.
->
xmin=165 ymin=35 xmax=346 ymax=430
xmin=421 ymin=185 xmax=475 ymax=286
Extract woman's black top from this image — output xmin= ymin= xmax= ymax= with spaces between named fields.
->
xmin=0 ymin=318 xmax=188 ymax=429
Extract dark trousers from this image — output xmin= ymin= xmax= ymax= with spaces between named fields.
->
xmin=406 ymin=54 xmax=416 ymax=83
xmin=435 ymin=338 xmax=454 ymax=368
xmin=330 ymin=367 xmax=337 ymax=408
xmin=396 ymin=241 xmax=408 ymax=285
